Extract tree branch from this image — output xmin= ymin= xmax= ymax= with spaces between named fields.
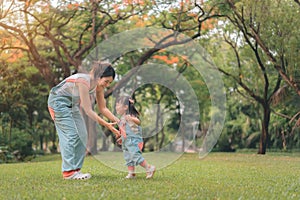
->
xmin=294 ymin=0 xmax=300 ymax=6
xmin=226 ymin=0 xmax=300 ymax=96
xmin=222 ymin=34 xmax=264 ymax=104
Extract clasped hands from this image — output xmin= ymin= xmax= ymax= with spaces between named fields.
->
xmin=106 ymin=121 xmax=122 ymax=145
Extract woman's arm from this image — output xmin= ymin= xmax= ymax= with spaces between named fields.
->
xmin=78 ymin=82 xmax=120 ymax=136
xmin=96 ymin=85 xmax=120 ymax=123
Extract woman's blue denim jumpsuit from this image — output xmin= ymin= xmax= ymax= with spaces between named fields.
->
xmin=48 ymin=73 xmax=94 ymax=172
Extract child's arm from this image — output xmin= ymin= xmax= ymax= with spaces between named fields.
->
xmin=125 ymin=115 xmax=141 ymax=125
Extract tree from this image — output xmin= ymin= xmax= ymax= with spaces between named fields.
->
xmin=0 ymin=0 xmax=227 ymax=154
xmin=0 ymin=55 xmax=50 ymax=158
xmin=0 ymin=0 xmax=155 ymax=154
xmin=224 ymin=0 xmax=300 ymax=96
xmin=210 ymin=0 xmax=300 ymax=154
xmin=0 ymin=0 xmax=150 ymax=86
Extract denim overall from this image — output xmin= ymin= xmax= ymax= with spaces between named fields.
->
xmin=48 ymin=74 xmax=94 ymax=172
xmin=120 ymin=117 xmax=145 ymax=166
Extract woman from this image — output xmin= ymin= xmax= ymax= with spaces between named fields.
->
xmin=48 ymin=62 xmax=120 ymax=180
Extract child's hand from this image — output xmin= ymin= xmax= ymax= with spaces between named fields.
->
xmin=116 ymin=137 xmax=122 ymax=145
xmin=125 ymin=115 xmax=133 ymax=122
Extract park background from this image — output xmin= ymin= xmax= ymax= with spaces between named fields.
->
xmin=0 ymin=0 xmax=299 ymax=199
xmin=1 ymin=0 xmax=299 ymax=160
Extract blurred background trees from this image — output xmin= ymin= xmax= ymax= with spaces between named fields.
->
xmin=0 ymin=0 xmax=299 ymax=162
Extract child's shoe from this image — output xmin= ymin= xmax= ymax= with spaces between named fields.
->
xmin=125 ymin=173 xmax=136 ymax=179
xmin=146 ymin=165 xmax=156 ymax=179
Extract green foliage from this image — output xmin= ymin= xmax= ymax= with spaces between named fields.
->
xmin=269 ymin=89 xmax=300 ymax=150
xmin=205 ymin=0 xmax=300 ymax=153
xmin=0 ymin=129 xmax=34 ymax=163
xmin=0 ymin=153 xmax=300 ymax=199
xmin=0 ymin=0 xmax=299 ymax=156
xmin=0 ymin=146 xmax=15 ymax=163
xmin=0 ymin=59 xmax=53 ymax=159
xmin=9 ymin=129 xmax=34 ymax=160
xmin=216 ymin=95 xmax=261 ymax=151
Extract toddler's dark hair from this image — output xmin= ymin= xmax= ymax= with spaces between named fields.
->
xmin=117 ymin=96 xmax=140 ymax=117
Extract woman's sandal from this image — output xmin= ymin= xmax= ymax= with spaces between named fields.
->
xmin=64 ymin=171 xmax=91 ymax=180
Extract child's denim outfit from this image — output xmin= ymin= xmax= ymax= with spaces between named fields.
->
xmin=120 ymin=116 xmax=144 ymax=166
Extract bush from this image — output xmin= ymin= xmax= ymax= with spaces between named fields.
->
xmin=9 ymin=129 xmax=34 ymax=161
xmin=0 ymin=146 xmax=16 ymax=163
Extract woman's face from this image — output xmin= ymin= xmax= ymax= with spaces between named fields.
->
xmin=115 ymin=102 xmax=127 ymax=115
xmin=97 ymin=76 xmax=113 ymax=88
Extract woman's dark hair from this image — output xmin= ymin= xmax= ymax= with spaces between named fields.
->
xmin=101 ymin=65 xmax=115 ymax=79
xmin=92 ymin=61 xmax=115 ymax=79
xmin=117 ymin=96 xmax=140 ymax=117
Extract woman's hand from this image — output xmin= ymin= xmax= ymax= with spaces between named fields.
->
xmin=106 ymin=122 xmax=120 ymax=137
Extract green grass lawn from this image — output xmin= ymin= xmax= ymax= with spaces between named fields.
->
xmin=0 ymin=152 xmax=300 ymax=200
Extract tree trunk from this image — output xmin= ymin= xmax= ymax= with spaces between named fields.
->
xmin=40 ymin=135 xmax=43 ymax=151
xmin=159 ymin=112 xmax=165 ymax=149
xmin=85 ymin=117 xmax=98 ymax=155
xmin=51 ymin=126 xmax=57 ymax=153
xmin=101 ymin=130 xmax=108 ymax=151
xmin=258 ymin=105 xmax=271 ymax=154
xmin=155 ymin=104 xmax=161 ymax=151
xmin=9 ymin=119 xmax=12 ymax=148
